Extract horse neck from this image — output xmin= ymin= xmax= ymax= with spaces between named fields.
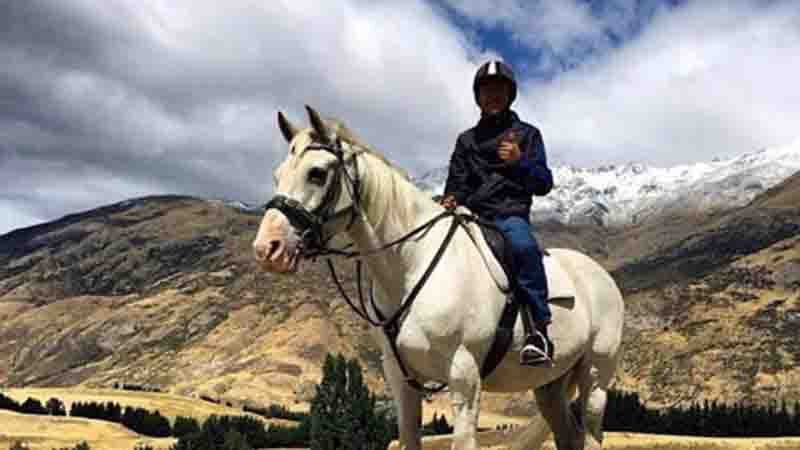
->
xmin=345 ymin=154 xmax=443 ymax=307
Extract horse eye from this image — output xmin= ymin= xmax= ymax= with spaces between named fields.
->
xmin=308 ymin=167 xmax=328 ymax=186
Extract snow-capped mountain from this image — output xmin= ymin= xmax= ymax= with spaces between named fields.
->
xmin=215 ymin=199 xmax=266 ymax=214
xmin=414 ymin=138 xmax=800 ymax=227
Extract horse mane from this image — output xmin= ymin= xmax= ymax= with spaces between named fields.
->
xmin=290 ymin=116 xmax=428 ymax=231
xmin=293 ymin=118 xmax=411 ymax=181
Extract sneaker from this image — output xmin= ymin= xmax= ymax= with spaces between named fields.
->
xmin=520 ymin=330 xmax=554 ymax=367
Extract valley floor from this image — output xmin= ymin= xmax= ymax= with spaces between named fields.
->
xmin=0 ymin=410 xmax=175 ymax=450
xmin=388 ymin=431 xmax=800 ymax=450
xmin=3 ymin=388 xmax=800 ymax=450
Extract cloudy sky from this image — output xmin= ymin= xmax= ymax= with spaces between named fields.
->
xmin=2 ymin=0 xmax=799 ymax=235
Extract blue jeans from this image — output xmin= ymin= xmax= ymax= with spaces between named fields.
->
xmin=493 ymin=216 xmax=551 ymax=325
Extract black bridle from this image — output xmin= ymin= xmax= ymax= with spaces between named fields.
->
xmin=263 ymin=139 xmax=496 ymax=395
xmin=263 ymin=142 xmax=362 ymax=257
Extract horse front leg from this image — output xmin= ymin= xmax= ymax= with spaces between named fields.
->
xmin=448 ymin=345 xmax=481 ymax=450
xmin=381 ymin=345 xmax=422 ymax=450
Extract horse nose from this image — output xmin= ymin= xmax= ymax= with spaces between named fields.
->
xmin=254 ymin=239 xmax=282 ymax=262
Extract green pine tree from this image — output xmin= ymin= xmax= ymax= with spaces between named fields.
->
xmin=173 ymin=415 xmax=201 ymax=438
xmin=311 ymin=354 xmax=344 ymax=450
xmin=20 ymin=397 xmax=48 ymax=415
xmin=46 ymin=397 xmax=66 ymax=416
xmin=310 ymin=353 xmax=394 ymax=450
xmin=222 ymin=430 xmax=253 ymax=450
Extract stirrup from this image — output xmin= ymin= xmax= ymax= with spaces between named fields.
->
xmin=520 ymin=332 xmax=554 ymax=367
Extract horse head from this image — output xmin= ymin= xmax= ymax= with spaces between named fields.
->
xmin=253 ymin=106 xmax=363 ymax=274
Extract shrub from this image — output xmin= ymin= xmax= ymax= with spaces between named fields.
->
xmin=173 ymin=415 xmax=201 ymax=438
xmin=47 ymin=397 xmax=67 ymax=416
xmin=52 ymin=442 xmax=91 ymax=450
xmin=0 ymin=392 xmax=21 ymax=412
xmin=171 ymin=415 xmax=270 ymax=450
xmin=20 ymin=397 xmax=48 ymax=415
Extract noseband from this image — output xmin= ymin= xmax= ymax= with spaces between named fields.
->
xmin=264 ymin=141 xmax=362 ymax=257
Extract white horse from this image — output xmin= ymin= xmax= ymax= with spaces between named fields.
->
xmin=253 ymin=106 xmax=624 ymax=450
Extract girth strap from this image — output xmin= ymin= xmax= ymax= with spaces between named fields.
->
xmin=377 ymin=212 xmax=461 ymax=394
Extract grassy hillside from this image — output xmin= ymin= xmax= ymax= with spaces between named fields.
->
xmin=615 ymin=171 xmax=800 ymax=406
xmin=0 ymin=409 xmax=175 ymax=450
xmin=3 ymin=388 xmax=299 ymax=425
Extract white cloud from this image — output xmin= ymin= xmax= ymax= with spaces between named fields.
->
xmin=0 ymin=200 xmax=43 ymax=236
xmin=2 ymin=0 xmax=800 ymax=235
xmin=517 ymin=1 xmax=800 ymax=167
xmin=0 ymin=0 xmax=485 ymax=234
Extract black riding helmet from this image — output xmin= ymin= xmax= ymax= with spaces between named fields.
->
xmin=473 ymin=60 xmax=517 ymax=107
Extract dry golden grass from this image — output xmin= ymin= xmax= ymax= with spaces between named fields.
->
xmin=1 ymin=388 xmax=307 ymax=450
xmin=0 ymin=410 xmax=175 ymax=450
xmin=420 ymin=395 xmax=530 ymax=429
xmin=600 ymin=433 xmax=800 ymax=450
xmin=732 ymin=235 xmax=800 ymax=268
xmin=5 ymin=397 xmax=800 ymax=450
xmin=4 ymin=388 xmax=296 ymax=427
xmin=389 ymin=431 xmax=800 ymax=450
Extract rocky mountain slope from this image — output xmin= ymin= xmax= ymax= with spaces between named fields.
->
xmin=617 ymin=170 xmax=800 ymax=406
xmin=0 ymin=196 xmax=379 ymax=408
xmin=1 ymin=169 xmax=799 ymax=413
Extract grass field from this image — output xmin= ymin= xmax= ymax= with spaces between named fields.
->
xmin=389 ymin=431 xmax=800 ymax=450
xmin=3 ymin=388 xmax=800 ymax=450
xmin=3 ymin=388 xmax=295 ymax=427
xmin=0 ymin=410 xmax=175 ymax=450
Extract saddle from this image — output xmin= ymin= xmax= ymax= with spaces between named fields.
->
xmin=477 ymin=221 xmax=575 ymax=378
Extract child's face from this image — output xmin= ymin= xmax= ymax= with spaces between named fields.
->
xmin=478 ymin=78 xmax=512 ymax=115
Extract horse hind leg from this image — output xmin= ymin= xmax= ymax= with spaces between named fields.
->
xmin=574 ymin=358 xmax=603 ymax=450
xmin=535 ymin=370 xmax=586 ymax=450
xmin=506 ymin=360 xmax=602 ymax=450
xmin=583 ymin=387 xmax=606 ymax=449
xmin=582 ymin=353 xmax=619 ymax=448
xmin=507 ymin=411 xmax=551 ymax=450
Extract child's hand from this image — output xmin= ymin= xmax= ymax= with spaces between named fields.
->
xmin=440 ymin=195 xmax=458 ymax=210
xmin=498 ymin=131 xmax=521 ymax=163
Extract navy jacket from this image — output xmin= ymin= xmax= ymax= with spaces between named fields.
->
xmin=444 ymin=109 xmax=553 ymax=219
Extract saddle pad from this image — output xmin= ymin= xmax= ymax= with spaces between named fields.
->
xmin=476 ymin=219 xmax=577 ymax=301
xmin=543 ymin=254 xmax=577 ymax=301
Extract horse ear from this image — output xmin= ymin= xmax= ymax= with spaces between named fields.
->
xmin=277 ymin=111 xmax=298 ymax=143
xmin=305 ymin=105 xmax=330 ymax=143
